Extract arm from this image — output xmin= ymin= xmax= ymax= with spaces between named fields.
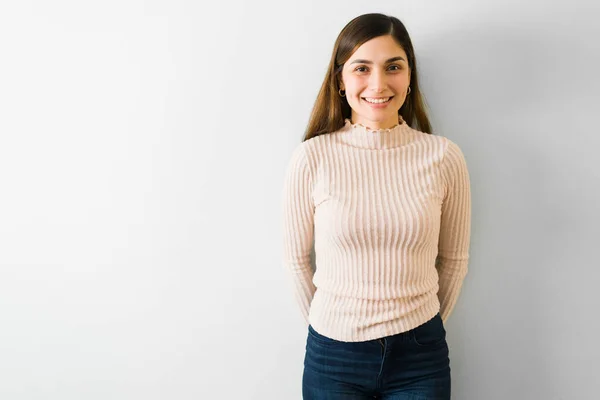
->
xmin=436 ymin=139 xmax=472 ymax=323
xmin=281 ymin=143 xmax=316 ymax=325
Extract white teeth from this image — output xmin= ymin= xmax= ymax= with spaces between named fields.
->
xmin=364 ymin=97 xmax=391 ymax=104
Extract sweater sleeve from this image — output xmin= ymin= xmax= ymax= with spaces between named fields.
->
xmin=281 ymin=143 xmax=316 ymax=325
xmin=436 ymin=139 xmax=472 ymax=323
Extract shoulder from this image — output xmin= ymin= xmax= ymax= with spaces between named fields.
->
xmin=439 ymin=136 xmax=466 ymax=164
xmin=303 ymin=132 xmax=333 ymax=148
xmin=289 ymin=133 xmax=334 ymax=163
xmin=435 ymin=136 xmax=469 ymax=185
xmin=404 ymin=125 xmax=455 ymax=158
xmin=285 ymin=141 xmax=309 ymax=169
xmin=287 ymin=134 xmax=325 ymax=157
xmin=284 ymin=138 xmax=322 ymax=178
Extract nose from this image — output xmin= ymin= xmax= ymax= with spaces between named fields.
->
xmin=368 ymin=69 xmax=387 ymax=92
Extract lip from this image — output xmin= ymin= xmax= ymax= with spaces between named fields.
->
xmin=362 ymin=96 xmax=394 ymax=99
xmin=362 ymin=96 xmax=394 ymax=108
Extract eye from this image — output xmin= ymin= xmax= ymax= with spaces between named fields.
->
xmin=354 ymin=65 xmax=402 ymax=72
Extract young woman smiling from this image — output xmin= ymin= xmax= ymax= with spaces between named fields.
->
xmin=282 ymin=13 xmax=471 ymax=400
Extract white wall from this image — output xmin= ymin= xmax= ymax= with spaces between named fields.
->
xmin=1 ymin=1 xmax=598 ymax=399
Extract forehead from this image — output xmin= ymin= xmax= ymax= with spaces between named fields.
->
xmin=348 ymin=35 xmax=407 ymax=63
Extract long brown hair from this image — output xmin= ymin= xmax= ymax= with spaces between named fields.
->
xmin=303 ymin=13 xmax=432 ymax=142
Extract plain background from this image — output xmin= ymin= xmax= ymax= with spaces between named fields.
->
xmin=1 ymin=1 xmax=599 ymax=399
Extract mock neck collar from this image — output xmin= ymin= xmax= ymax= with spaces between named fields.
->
xmin=336 ymin=115 xmax=413 ymax=150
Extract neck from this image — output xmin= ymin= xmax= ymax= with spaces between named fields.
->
xmin=337 ymin=115 xmax=413 ymax=150
xmin=350 ymin=114 xmax=400 ymax=131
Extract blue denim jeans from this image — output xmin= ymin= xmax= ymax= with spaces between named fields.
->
xmin=302 ymin=313 xmax=451 ymax=399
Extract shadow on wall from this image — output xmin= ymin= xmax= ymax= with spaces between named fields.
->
xmin=410 ymin=15 xmax=598 ymax=399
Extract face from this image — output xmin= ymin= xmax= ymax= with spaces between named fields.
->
xmin=339 ymin=35 xmax=411 ymax=130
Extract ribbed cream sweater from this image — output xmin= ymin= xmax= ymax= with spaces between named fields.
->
xmin=281 ymin=117 xmax=471 ymax=342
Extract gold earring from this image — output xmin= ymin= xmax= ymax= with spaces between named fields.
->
xmin=407 ymin=86 xmax=411 ymax=95
xmin=338 ymin=89 xmax=346 ymax=97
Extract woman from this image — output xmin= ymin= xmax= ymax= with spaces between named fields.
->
xmin=281 ymin=13 xmax=471 ymax=399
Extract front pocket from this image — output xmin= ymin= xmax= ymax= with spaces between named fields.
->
xmin=410 ymin=313 xmax=446 ymax=347
xmin=307 ymin=325 xmax=337 ymax=345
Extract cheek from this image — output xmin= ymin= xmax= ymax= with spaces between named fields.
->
xmin=345 ymin=84 xmax=360 ymax=96
xmin=344 ymin=76 xmax=364 ymax=91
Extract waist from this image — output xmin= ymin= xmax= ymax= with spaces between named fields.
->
xmin=312 ymin=273 xmax=439 ymax=301
xmin=308 ymin=291 xmax=441 ymax=342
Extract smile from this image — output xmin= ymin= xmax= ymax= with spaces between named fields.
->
xmin=362 ymin=96 xmax=393 ymax=104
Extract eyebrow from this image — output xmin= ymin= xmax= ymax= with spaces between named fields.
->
xmin=349 ymin=56 xmax=406 ymax=65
